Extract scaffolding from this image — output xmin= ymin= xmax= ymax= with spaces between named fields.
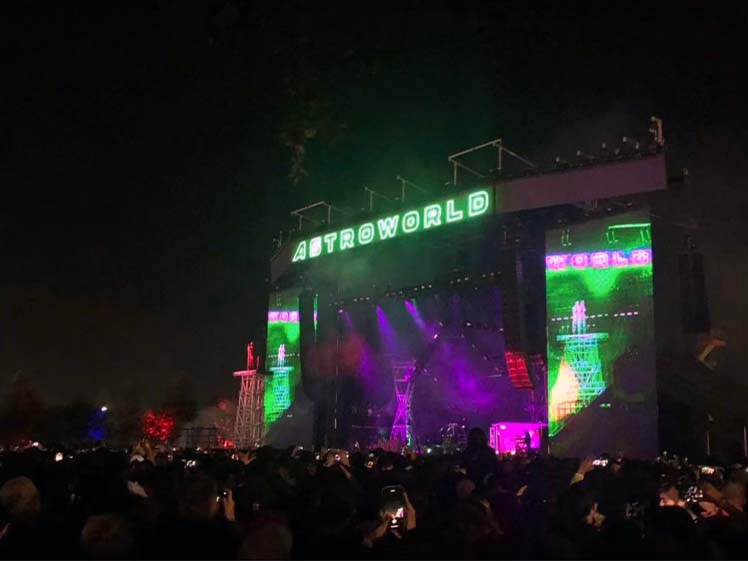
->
xmin=448 ymin=138 xmax=536 ymax=187
xmin=233 ymin=342 xmax=264 ymax=449
xmin=390 ymin=361 xmax=416 ymax=446
xmin=556 ymin=333 xmax=609 ymax=404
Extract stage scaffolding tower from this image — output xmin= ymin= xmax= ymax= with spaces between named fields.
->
xmin=233 ymin=342 xmax=264 ymax=449
xmin=390 ymin=360 xmax=416 ymax=446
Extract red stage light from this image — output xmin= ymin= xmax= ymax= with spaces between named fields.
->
xmin=142 ymin=410 xmax=176 ymax=441
xmin=505 ymin=352 xmax=534 ymax=390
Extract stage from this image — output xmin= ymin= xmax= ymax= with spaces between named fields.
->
xmin=250 ymin=137 xmax=667 ymax=458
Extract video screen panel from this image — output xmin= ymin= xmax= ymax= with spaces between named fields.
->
xmin=546 ymin=209 xmax=657 ymax=458
xmin=264 ymin=289 xmax=317 ymax=446
xmin=265 ymin=290 xmax=303 ymax=428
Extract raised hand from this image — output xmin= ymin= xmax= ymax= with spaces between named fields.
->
xmin=403 ymin=491 xmax=416 ymax=531
xmin=222 ymin=489 xmax=236 ymax=522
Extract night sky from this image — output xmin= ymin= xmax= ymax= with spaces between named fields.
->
xmin=2 ymin=2 xmax=746 ymax=407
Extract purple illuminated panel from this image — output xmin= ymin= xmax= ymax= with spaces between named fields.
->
xmin=489 ymin=422 xmax=544 ymax=454
xmin=570 ymin=253 xmax=589 ymax=269
xmin=546 ymin=254 xmax=569 ymax=271
xmin=268 ymin=310 xmax=316 ymax=323
xmin=611 ymin=251 xmax=629 ymax=267
xmin=630 ymin=249 xmax=652 ymax=266
xmin=590 ymin=252 xmax=610 ymax=268
xmin=546 ymin=249 xmax=652 ymax=272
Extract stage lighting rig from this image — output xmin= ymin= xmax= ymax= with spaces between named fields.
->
xmin=619 ymin=136 xmax=640 ymax=157
xmin=463 ymin=320 xmax=501 ymax=332
xmin=575 ymin=150 xmax=596 ymax=165
xmin=363 ymin=186 xmax=397 ymax=214
xmin=598 ymin=142 xmax=611 ymax=160
xmin=395 ymin=175 xmax=431 ymax=204
xmin=448 ymin=137 xmax=536 ymax=187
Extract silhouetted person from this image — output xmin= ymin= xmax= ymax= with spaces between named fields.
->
xmin=462 ymin=428 xmax=498 ymax=488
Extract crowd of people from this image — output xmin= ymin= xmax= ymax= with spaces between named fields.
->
xmin=1 ymin=428 xmax=747 ymax=559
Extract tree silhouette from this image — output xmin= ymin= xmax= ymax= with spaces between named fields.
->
xmin=161 ymin=375 xmax=199 ymax=437
xmin=0 ymin=374 xmax=46 ymax=444
xmin=42 ymin=400 xmax=96 ymax=445
xmin=111 ymin=385 xmax=144 ymax=446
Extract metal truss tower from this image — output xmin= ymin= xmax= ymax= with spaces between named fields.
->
xmin=390 ymin=361 xmax=416 ymax=446
xmin=233 ymin=342 xmax=264 ymax=449
xmin=553 ymin=301 xmax=609 ymax=430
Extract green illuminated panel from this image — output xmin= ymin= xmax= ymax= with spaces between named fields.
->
xmin=265 ymin=290 xmax=303 ymax=427
xmin=546 ymin=215 xmax=654 ymax=447
xmin=291 ymin=188 xmax=493 ymax=263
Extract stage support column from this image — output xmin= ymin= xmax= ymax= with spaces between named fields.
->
xmin=305 ymin=287 xmax=339 ymax=449
xmin=299 ymin=288 xmax=324 ymax=450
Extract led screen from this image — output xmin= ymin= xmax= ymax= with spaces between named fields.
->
xmin=546 ymin=210 xmax=657 ymax=458
xmin=265 ymin=290 xmax=303 ymax=428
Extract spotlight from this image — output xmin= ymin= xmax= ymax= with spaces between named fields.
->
xmin=575 ymin=149 xmax=595 ymax=164
xmin=433 ymin=333 xmax=439 ymax=340
xmin=338 ymin=308 xmax=343 ymax=314
xmin=619 ymin=136 xmax=636 ymax=157
xmin=599 ymin=142 xmax=611 ymax=159
xmin=100 ymin=405 xmax=108 ymax=413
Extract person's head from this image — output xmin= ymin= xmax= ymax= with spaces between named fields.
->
xmin=452 ymin=496 xmax=502 ymax=543
xmin=559 ymin=485 xmax=604 ymax=529
xmin=238 ymin=520 xmax=293 ymax=560
xmin=81 ymin=514 xmax=136 ymax=559
xmin=153 ymin=452 xmax=170 ymax=468
xmin=379 ymin=453 xmax=396 ymax=472
xmin=456 ymin=477 xmax=476 ymax=500
xmin=178 ymin=474 xmax=219 ymax=521
xmin=658 ymin=483 xmax=681 ymax=507
xmin=467 ymin=428 xmax=488 ymax=449
xmin=648 ymin=506 xmax=697 ymax=558
xmin=721 ymin=481 xmax=746 ymax=511
xmin=0 ymin=476 xmax=41 ymax=525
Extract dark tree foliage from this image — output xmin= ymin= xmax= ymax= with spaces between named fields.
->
xmin=111 ymin=385 xmax=145 ymax=446
xmin=161 ymin=375 xmax=199 ymax=430
xmin=0 ymin=375 xmax=46 ymax=444
xmin=42 ymin=401 xmax=98 ymax=446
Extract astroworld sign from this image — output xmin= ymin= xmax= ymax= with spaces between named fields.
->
xmin=291 ymin=188 xmax=493 ymax=263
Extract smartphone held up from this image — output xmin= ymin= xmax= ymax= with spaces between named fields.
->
xmin=381 ymin=485 xmax=406 ymax=530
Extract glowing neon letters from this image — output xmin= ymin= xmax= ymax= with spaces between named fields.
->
xmin=291 ymin=189 xmax=492 ymax=262
xmin=545 ymin=249 xmax=652 ymax=271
